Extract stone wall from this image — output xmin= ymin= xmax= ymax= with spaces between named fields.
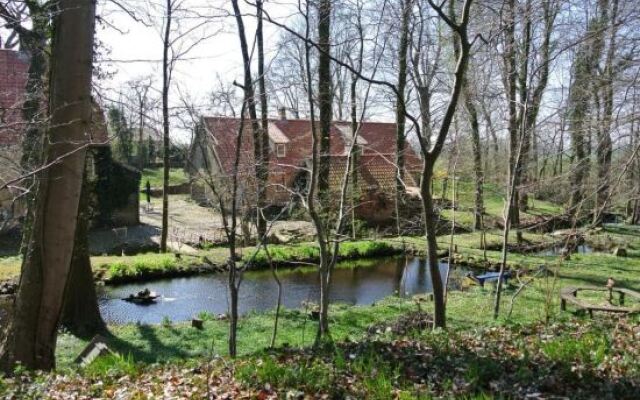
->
xmin=89 ymin=147 xmax=141 ymax=229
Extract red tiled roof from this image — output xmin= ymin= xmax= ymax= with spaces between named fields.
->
xmin=202 ymin=116 xmax=422 ymax=182
xmin=0 ymin=49 xmax=29 ymax=146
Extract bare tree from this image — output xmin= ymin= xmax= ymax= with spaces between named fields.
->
xmin=155 ymin=0 xmax=217 ymax=252
xmin=416 ymin=0 xmax=473 ymax=328
xmin=128 ymin=75 xmax=156 ymax=171
xmin=568 ymin=0 xmax=608 ymax=219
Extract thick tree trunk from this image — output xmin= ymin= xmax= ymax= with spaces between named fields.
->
xmin=60 ymin=169 xmax=106 ymax=338
xmin=0 ymin=0 xmax=96 ymax=371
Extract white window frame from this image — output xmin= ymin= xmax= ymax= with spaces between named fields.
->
xmin=276 ymin=143 xmax=286 ymax=157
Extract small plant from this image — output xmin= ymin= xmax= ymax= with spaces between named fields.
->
xmin=12 ymin=362 xmax=26 ymax=377
xmin=161 ymin=316 xmax=173 ymax=328
xmin=83 ymin=353 xmax=138 ymax=378
xmin=237 ymin=356 xmax=333 ymax=393
xmin=197 ymin=311 xmax=215 ymax=320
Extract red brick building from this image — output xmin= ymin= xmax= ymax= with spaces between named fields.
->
xmin=189 ymin=113 xmax=422 ymax=223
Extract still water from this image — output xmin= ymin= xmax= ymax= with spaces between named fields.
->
xmin=98 ymin=257 xmax=462 ymax=324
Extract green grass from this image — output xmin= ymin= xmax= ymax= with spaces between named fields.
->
xmin=56 ymin=297 xmax=417 ymax=367
xmin=0 ymin=256 xmax=20 ymax=280
xmin=97 ymin=253 xmax=181 ymax=282
xmin=435 ymin=179 xmax=563 ymax=228
xmin=140 ymin=167 xmax=189 ymax=189
xmin=246 ymin=240 xmax=399 ymax=267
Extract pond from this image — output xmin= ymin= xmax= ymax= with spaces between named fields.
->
xmin=98 ymin=257 xmax=464 ymax=325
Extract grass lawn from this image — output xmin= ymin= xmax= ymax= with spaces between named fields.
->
xmin=52 ymin=225 xmax=640 ymax=369
xmin=140 ymin=167 xmax=189 ymax=189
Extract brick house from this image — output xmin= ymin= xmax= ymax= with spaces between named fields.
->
xmin=189 ymin=111 xmax=422 ymax=223
xmin=0 ymin=48 xmax=140 ymax=234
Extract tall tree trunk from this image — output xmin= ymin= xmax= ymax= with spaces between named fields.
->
xmin=418 ymin=0 xmax=473 ymax=329
xmin=316 ymin=0 xmax=332 ymax=341
xmin=503 ymin=0 xmax=521 ymax=240
xmin=60 ymin=166 xmax=106 ymax=338
xmin=394 ymin=0 xmax=411 ymax=236
xmin=568 ymin=0 xmax=608 ymax=218
xmin=0 ymin=0 xmax=96 ymax=371
xmin=453 ymin=19 xmax=483 ymax=231
xmin=420 ymin=165 xmax=446 ymax=327
xmin=593 ymin=0 xmax=617 ymax=225
xmin=517 ymin=0 xmax=556 ymax=215
xmin=160 ymin=0 xmax=172 ymax=253
xmin=515 ymin=0 xmax=531 ymax=217
xmin=317 ymin=0 xmax=332 ymax=199
xmin=256 ymin=0 xmax=269 ymax=241
xmin=350 ymin=75 xmax=359 ymax=239
xmin=481 ymin=103 xmax=500 ymax=181
xmin=138 ymin=102 xmax=146 ymax=171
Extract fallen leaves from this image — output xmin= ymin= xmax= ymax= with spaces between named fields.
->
xmin=1 ymin=314 xmax=638 ymax=399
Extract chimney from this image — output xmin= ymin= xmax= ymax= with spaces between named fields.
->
xmin=278 ymin=107 xmax=287 ymax=121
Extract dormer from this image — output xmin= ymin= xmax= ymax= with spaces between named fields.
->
xmin=268 ymin=122 xmax=290 ymax=158
xmin=335 ymin=124 xmax=368 ymax=155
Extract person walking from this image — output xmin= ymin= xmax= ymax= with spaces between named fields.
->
xmin=145 ymin=179 xmax=152 ymax=212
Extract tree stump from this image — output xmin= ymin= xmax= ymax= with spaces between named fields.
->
xmin=192 ymin=318 xmax=204 ymax=329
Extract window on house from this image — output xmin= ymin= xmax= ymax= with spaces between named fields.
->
xmin=276 ymin=143 xmax=286 ymax=157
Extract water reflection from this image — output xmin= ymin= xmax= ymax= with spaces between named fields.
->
xmin=98 ymin=257 xmax=457 ymax=325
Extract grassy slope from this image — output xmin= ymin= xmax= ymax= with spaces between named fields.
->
xmin=437 ymin=180 xmax=563 ymax=228
xmin=140 ymin=167 xmax=189 ymax=189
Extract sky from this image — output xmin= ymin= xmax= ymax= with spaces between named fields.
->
xmin=95 ymin=0 xmax=297 ymax=142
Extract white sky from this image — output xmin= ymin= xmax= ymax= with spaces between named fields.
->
xmin=96 ymin=0 xmax=298 ymax=142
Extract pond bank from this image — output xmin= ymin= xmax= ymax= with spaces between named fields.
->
xmin=98 ymin=256 xmax=466 ymax=325
xmin=95 ymin=240 xmax=403 ymax=285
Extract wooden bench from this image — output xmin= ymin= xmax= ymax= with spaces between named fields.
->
xmin=560 ymin=286 xmax=640 ymax=318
